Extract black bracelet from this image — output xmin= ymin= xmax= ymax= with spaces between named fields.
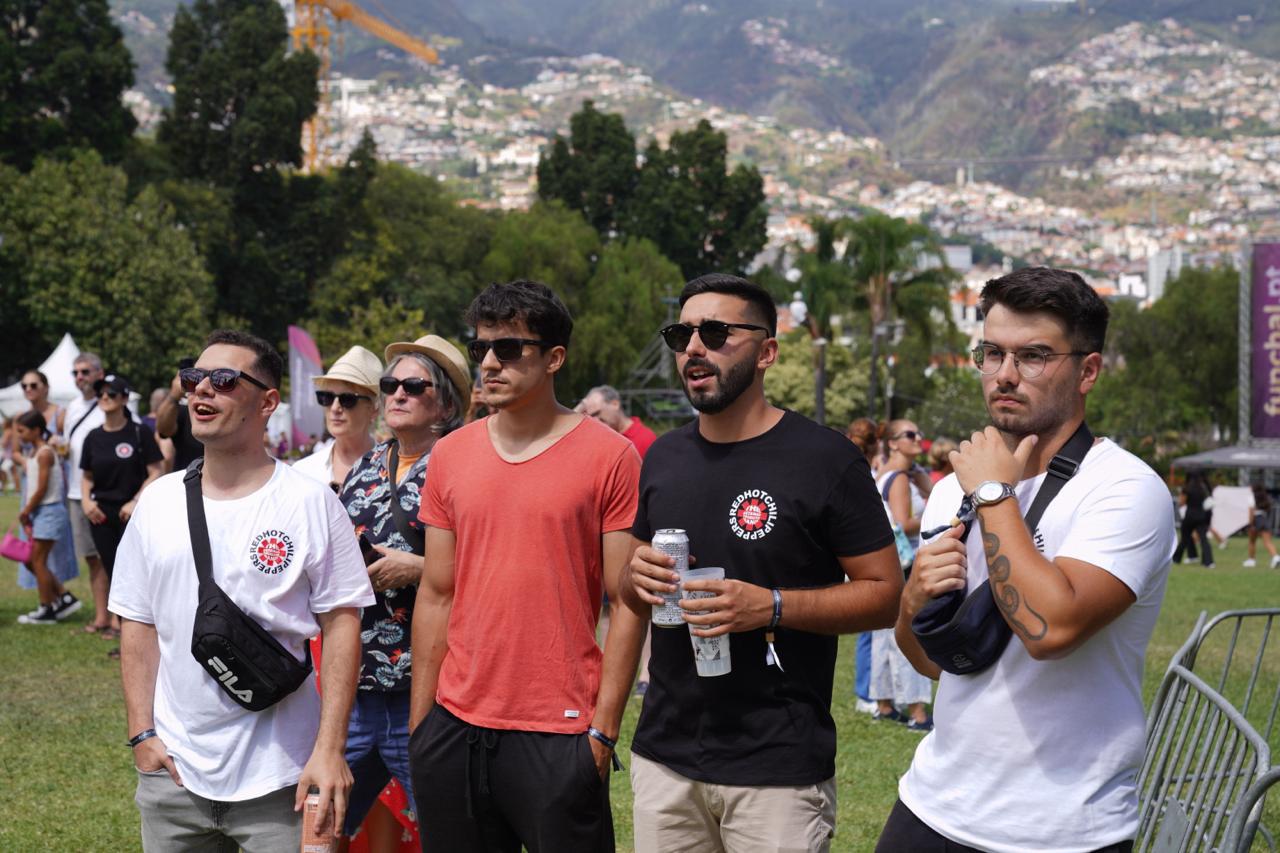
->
xmin=128 ymin=728 xmax=157 ymax=749
xmin=768 ymin=588 xmax=783 ymax=630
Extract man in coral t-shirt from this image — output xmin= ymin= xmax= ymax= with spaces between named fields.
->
xmin=408 ymin=280 xmax=646 ymax=853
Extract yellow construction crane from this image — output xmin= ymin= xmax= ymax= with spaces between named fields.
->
xmin=292 ymin=0 xmax=439 ymax=171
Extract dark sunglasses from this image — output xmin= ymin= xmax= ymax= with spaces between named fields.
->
xmin=316 ymin=390 xmax=371 ymax=409
xmin=659 ymin=321 xmax=770 ymax=353
xmin=379 ymin=376 xmax=433 ymax=396
xmin=72 ymin=368 xmax=94 ymax=376
xmin=98 ymin=389 xmax=125 ymax=400
xmin=466 ymin=338 xmax=549 ymax=363
xmin=893 ymin=430 xmax=924 ymax=441
xmin=21 ymin=382 xmax=42 ymax=390
xmin=179 ymin=367 xmax=270 ymax=394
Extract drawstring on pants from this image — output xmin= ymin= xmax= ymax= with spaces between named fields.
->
xmin=464 ymin=726 xmax=500 ymax=820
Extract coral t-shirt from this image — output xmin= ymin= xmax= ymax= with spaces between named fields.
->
xmin=419 ymin=416 xmax=641 ymax=733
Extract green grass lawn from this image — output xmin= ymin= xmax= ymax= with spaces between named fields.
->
xmin=1 ymin=487 xmax=1278 ymax=851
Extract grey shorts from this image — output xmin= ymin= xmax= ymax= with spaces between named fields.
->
xmin=67 ymin=498 xmax=99 ymax=559
xmin=135 ymin=768 xmax=301 ymax=853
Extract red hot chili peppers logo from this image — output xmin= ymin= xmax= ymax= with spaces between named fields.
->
xmin=729 ymin=489 xmax=777 ymax=541
xmin=250 ymin=529 xmax=295 ymax=575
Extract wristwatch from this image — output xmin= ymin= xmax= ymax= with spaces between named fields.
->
xmin=970 ymin=480 xmax=1017 ymax=507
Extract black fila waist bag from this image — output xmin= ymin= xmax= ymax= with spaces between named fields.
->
xmin=184 ymin=460 xmax=312 ymax=712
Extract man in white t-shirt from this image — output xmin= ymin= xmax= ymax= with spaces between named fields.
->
xmin=64 ymin=352 xmax=112 ymax=631
xmin=877 ymin=268 xmax=1176 ymax=853
xmin=110 ymin=330 xmax=375 ymax=851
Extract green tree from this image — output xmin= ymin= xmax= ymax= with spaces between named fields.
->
xmin=480 ymin=201 xmax=601 ymax=319
xmin=630 ymin=120 xmax=767 ymax=278
xmin=1 ymin=152 xmax=213 ymax=390
xmin=307 ymin=162 xmax=496 ymax=354
xmin=536 ymin=100 xmax=636 ymax=239
xmin=0 ymin=0 xmax=137 ymax=170
xmin=570 ymin=238 xmax=681 ymax=394
xmin=1089 ymin=265 xmax=1238 ymax=454
xmin=765 ymin=333 xmax=868 ymax=428
xmin=537 ymin=103 xmax=768 ymax=279
xmin=158 ymin=0 xmax=318 ymax=186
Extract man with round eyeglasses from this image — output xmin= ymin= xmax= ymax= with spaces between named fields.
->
xmin=877 ymin=267 xmax=1176 ymax=852
xmin=623 ymin=273 xmax=901 ymax=853
xmin=409 ymin=280 xmax=646 ymax=852
xmin=110 ymin=329 xmax=375 ymax=851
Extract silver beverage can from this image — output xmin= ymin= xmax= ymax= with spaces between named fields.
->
xmin=651 ymin=528 xmax=689 ymax=626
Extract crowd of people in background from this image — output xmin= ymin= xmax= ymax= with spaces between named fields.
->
xmin=0 ymin=265 xmax=1264 ymax=852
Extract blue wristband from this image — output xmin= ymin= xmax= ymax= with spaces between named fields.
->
xmin=587 ymin=727 xmax=624 ymax=771
xmin=768 ymin=588 xmax=783 ymax=630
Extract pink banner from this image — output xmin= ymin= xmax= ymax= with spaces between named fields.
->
xmin=1252 ymin=244 xmax=1280 ymax=438
xmin=288 ymin=326 xmax=326 ymax=450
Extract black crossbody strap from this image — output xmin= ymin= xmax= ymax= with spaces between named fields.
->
xmin=67 ymin=400 xmax=98 ymax=440
xmin=183 ymin=459 xmax=215 ymax=589
xmin=1022 ymin=421 xmax=1094 ymax=534
xmin=386 ymin=441 xmax=426 ymax=556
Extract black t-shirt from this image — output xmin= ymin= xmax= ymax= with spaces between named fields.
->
xmin=631 ymin=410 xmax=893 ymax=786
xmin=170 ymin=404 xmax=204 ymax=471
xmin=81 ymin=421 xmax=163 ymax=504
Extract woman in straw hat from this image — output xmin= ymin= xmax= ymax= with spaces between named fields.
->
xmin=330 ymin=334 xmax=470 ymax=850
xmin=293 ymin=346 xmax=383 ymax=492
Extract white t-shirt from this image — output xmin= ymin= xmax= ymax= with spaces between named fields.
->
xmin=898 ymin=439 xmax=1176 ymax=852
xmin=291 ymin=443 xmax=334 ymax=487
xmin=64 ymin=396 xmax=103 ymax=500
xmin=109 ymin=461 xmax=375 ymax=801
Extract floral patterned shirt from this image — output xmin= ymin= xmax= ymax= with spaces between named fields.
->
xmin=339 ymin=440 xmax=428 ymax=693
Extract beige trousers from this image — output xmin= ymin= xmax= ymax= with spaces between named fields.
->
xmin=630 ymin=752 xmax=836 ymax=853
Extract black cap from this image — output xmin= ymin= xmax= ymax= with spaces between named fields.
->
xmin=93 ymin=374 xmax=131 ymax=396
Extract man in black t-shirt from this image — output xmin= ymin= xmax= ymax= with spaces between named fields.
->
xmin=623 ymin=274 xmax=901 ymax=853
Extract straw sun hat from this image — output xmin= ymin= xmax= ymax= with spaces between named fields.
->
xmin=314 ymin=346 xmax=383 ymax=399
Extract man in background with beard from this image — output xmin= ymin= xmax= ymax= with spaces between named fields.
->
xmin=623 ymin=273 xmax=901 ymax=852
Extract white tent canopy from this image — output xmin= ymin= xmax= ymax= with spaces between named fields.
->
xmin=0 ymin=333 xmax=81 ymax=418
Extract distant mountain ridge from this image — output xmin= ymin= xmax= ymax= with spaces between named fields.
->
xmin=112 ymin=0 xmax=1280 ymax=189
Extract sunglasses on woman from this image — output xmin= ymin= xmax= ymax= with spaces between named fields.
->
xmin=98 ymin=390 xmax=125 ymax=400
xmin=465 ymin=338 xmax=548 ymax=364
xmin=379 ymin=377 xmax=433 ymax=396
xmin=179 ymin=367 xmax=270 ymax=394
xmin=659 ymin=321 xmax=770 ymax=353
xmin=893 ymin=430 xmax=924 ymax=441
xmin=316 ymin=390 xmax=372 ymax=409
xmin=21 ymin=382 xmax=43 ymax=391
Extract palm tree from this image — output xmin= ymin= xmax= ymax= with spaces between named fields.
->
xmin=839 ymin=212 xmax=957 ymax=418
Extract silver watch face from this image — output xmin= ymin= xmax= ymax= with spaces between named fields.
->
xmin=977 ymin=481 xmax=1008 ymax=503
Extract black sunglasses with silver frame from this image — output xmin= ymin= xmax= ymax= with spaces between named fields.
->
xmin=380 ymin=376 xmax=433 ymax=396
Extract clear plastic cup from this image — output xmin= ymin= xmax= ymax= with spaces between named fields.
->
xmin=680 ymin=566 xmax=731 ymax=677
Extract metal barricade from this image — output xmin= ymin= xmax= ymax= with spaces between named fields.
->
xmin=1179 ymin=609 xmax=1280 ymax=745
xmin=1136 ymin=665 xmax=1271 ymax=852
xmin=1222 ymin=766 xmax=1280 ymax=852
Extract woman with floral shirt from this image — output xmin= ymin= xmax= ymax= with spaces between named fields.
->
xmin=336 ymin=334 xmax=471 ymax=848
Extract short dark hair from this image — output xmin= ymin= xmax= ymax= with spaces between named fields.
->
xmin=464 ymin=280 xmax=573 ymax=349
xmin=204 ymin=329 xmax=284 ymax=389
xmin=679 ymin=274 xmax=777 ymax=337
xmin=979 ymin=267 xmax=1109 ymax=354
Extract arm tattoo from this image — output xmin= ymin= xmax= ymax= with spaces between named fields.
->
xmin=982 ymin=532 xmax=1048 ymax=642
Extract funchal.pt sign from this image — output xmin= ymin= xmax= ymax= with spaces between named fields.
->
xmin=1252 ymin=243 xmax=1280 ymax=438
